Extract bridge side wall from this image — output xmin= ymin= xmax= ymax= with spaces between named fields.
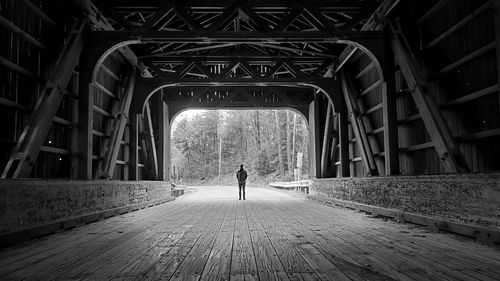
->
xmin=0 ymin=180 xmax=173 ymax=235
xmin=310 ymin=174 xmax=500 ymax=229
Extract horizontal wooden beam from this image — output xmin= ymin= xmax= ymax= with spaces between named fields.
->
xmin=106 ymin=0 xmax=371 ymax=11
xmin=0 ymin=15 xmax=47 ymax=49
xmin=426 ymin=1 xmax=491 ymax=49
xmin=92 ymin=82 xmax=119 ymax=99
xmin=367 ymin=126 xmax=384 ymax=135
xmin=399 ymin=142 xmax=434 ymax=152
xmin=363 ymin=103 xmax=383 ymax=115
xmin=355 ymin=62 xmax=375 ymax=79
xmin=100 ymin=64 xmax=121 ymax=81
xmin=398 ymin=113 xmax=421 ymax=124
xmin=139 ymin=77 xmax=334 ymax=87
xmin=93 ymin=105 xmax=114 ymax=118
xmin=40 ymin=146 xmax=72 ymax=155
xmin=359 ymin=80 xmax=381 ymax=96
xmin=435 ymin=42 xmax=495 ymax=75
xmin=441 ymin=85 xmax=498 ymax=107
xmin=417 ymin=0 xmax=450 ymax=24
xmin=143 ymin=55 xmax=332 ymax=63
xmin=0 ymin=97 xmax=32 ymax=111
xmin=0 ymin=55 xmax=37 ymax=78
xmin=457 ymin=128 xmax=500 ymax=141
xmin=98 ymin=30 xmax=383 ymax=43
xmin=53 ymin=116 xmax=75 ymax=127
xmin=19 ymin=0 xmax=58 ymax=27
xmin=92 ymin=130 xmax=109 ymax=138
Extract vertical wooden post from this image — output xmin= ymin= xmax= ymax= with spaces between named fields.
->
xmin=379 ymin=34 xmax=400 ymax=175
xmin=144 ymin=101 xmax=159 ymax=179
xmin=78 ymin=51 xmax=94 ymax=180
xmin=338 ymin=95 xmax=350 ymax=177
xmin=320 ymin=102 xmax=332 ymax=178
xmin=156 ymin=91 xmax=170 ymax=181
xmin=382 ymin=74 xmax=399 ymax=175
xmin=308 ymin=101 xmax=317 ymax=178
xmin=329 ymin=114 xmax=339 ymax=177
xmin=340 ymin=71 xmax=379 ymax=176
xmin=128 ymin=113 xmax=140 ymax=180
xmin=70 ymin=72 xmax=79 ymax=180
xmin=389 ymin=21 xmax=469 ymax=173
xmin=100 ymin=68 xmax=137 ymax=179
xmin=313 ymin=95 xmax=323 ymax=178
xmin=494 ymin=1 xmax=500 ymax=118
xmin=1 ymin=19 xmax=86 ymax=178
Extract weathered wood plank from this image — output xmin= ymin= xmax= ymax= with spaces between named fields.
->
xmin=2 ymin=187 xmax=500 ymax=281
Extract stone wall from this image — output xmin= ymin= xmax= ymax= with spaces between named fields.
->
xmin=0 ymin=180 xmax=172 ymax=233
xmin=310 ymin=174 xmax=500 ymax=229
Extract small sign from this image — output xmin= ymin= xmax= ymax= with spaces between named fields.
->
xmin=297 ymin=152 xmax=303 ymax=168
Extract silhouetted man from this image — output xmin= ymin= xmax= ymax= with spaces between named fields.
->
xmin=236 ymin=164 xmax=247 ymax=200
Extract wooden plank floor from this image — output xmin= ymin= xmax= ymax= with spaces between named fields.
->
xmin=1 ymin=186 xmax=500 ymax=281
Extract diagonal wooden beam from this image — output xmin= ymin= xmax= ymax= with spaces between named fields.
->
xmin=341 ymin=2 xmax=378 ymax=30
xmin=282 ymin=61 xmax=306 ymax=78
xmin=310 ymin=60 xmax=334 ymax=77
xmin=330 ymin=114 xmax=339 ymax=177
xmin=144 ymin=101 xmax=159 ymax=179
xmin=174 ymin=4 xmax=203 ymax=31
xmin=136 ymin=3 xmax=174 ymax=32
xmin=140 ymin=43 xmax=238 ymax=58
xmin=340 ymin=71 xmax=378 ymax=176
xmin=335 ymin=0 xmax=398 ymax=73
xmin=192 ymin=60 xmax=212 ymax=78
xmin=320 ymin=101 xmax=333 ymax=178
xmin=237 ymin=60 xmax=260 ymax=78
xmin=100 ymin=69 xmax=137 ymax=179
xmin=264 ymin=61 xmax=285 ymax=78
xmin=275 ymin=6 xmax=304 ymax=31
xmin=389 ymin=21 xmax=469 ymax=173
xmin=98 ymin=4 xmax=133 ymax=30
xmin=172 ymin=60 xmax=196 ymax=79
xmin=301 ymin=1 xmax=339 ymax=32
xmin=144 ymin=62 xmax=170 ymax=78
xmin=238 ymin=3 xmax=270 ymax=32
xmin=219 ymin=60 xmax=239 ymax=78
xmin=1 ymin=19 xmax=86 ymax=179
xmin=253 ymin=43 xmax=337 ymax=58
xmin=208 ymin=1 xmax=241 ymax=31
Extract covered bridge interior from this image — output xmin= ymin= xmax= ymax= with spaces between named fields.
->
xmin=1 ymin=0 xmax=500 ymax=279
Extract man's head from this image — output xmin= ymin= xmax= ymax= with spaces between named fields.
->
xmin=240 ymin=164 xmax=244 ymax=169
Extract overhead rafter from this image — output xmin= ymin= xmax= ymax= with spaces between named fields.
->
xmin=389 ymin=21 xmax=470 ymax=173
xmin=117 ymin=30 xmax=384 ymax=43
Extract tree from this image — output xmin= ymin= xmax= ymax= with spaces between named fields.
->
xmin=274 ymin=110 xmax=285 ymax=179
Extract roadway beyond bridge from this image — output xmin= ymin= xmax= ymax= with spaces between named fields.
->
xmin=1 ymin=186 xmax=500 ymax=281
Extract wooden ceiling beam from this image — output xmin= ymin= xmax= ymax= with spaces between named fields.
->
xmin=142 ymin=55 xmax=331 ymax=63
xmin=140 ymin=43 xmax=238 ymax=58
xmin=119 ymin=30 xmax=383 ymax=43
xmin=136 ymin=3 xmax=175 ymax=32
xmin=99 ymin=0 xmax=368 ymax=11
xmin=174 ymin=4 xmax=203 ymax=31
xmin=275 ymin=6 xmax=304 ymax=31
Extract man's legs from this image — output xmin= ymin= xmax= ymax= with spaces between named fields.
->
xmin=242 ymin=182 xmax=246 ymax=200
xmin=238 ymin=183 xmax=242 ymax=200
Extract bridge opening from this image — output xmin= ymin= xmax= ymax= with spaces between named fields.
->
xmin=170 ymin=109 xmax=309 ymax=186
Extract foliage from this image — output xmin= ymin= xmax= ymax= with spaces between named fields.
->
xmin=171 ymin=109 xmax=309 ymax=183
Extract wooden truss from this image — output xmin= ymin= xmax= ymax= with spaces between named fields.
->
xmin=1 ymin=18 xmax=86 ymax=179
xmin=389 ymin=20 xmax=470 ymax=173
